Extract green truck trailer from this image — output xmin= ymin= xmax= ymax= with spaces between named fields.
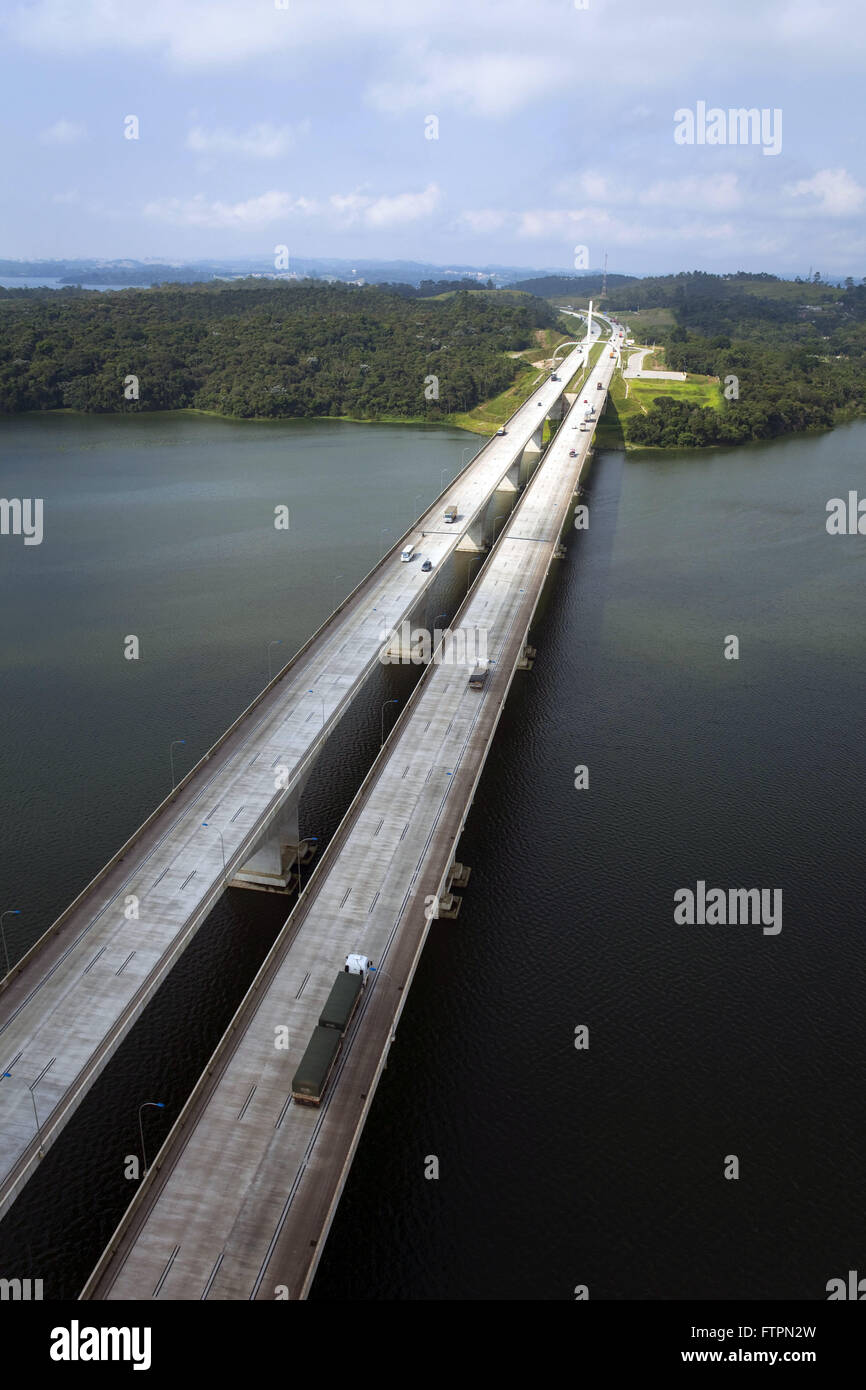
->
xmin=291 ymin=1026 xmax=343 ymax=1106
xmin=318 ymin=970 xmax=363 ymax=1033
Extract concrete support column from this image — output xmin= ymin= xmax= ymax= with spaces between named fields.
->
xmin=521 ymin=425 xmax=544 ymax=469
xmin=232 ymin=770 xmax=316 ymax=893
xmin=456 ymin=516 xmax=488 ymax=553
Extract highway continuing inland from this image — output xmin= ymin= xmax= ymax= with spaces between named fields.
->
xmin=0 ymin=338 xmax=600 ymax=1226
xmin=83 ymin=340 xmax=616 ymax=1301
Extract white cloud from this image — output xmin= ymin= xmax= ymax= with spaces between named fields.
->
xmin=141 ymin=184 xmax=439 ymax=230
xmin=185 ymin=121 xmax=311 ymax=160
xmin=368 ymin=47 xmax=568 ymax=119
xmin=143 ymin=191 xmax=319 ymax=228
xmin=457 ymin=209 xmax=511 ymax=236
xmin=785 ymin=168 xmax=866 ymax=217
xmin=639 ymin=173 xmax=743 ymax=213
xmin=39 ymin=118 xmax=86 ymax=144
xmin=329 ymin=184 xmax=441 ymax=227
xmin=513 ymin=203 xmax=739 ymax=251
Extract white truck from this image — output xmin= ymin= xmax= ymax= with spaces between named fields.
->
xmin=401 ymin=537 xmax=421 ymax=562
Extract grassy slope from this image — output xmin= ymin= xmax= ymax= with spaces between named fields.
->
xmin=594 ymin=342 xmax=723 ymax=450
xmin=448 ymin=327 xmax=575 ymax=434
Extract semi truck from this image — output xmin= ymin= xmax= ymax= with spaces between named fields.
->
xmin=444 ymin=503 xmax=458 ymax=523
xmin=291 ymin=954 xmax=371 ymax=1106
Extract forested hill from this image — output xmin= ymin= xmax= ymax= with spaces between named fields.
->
xmin=0 ymin=279 xmax=558 ymax=419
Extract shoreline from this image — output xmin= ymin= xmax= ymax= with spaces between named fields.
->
xmin=2 ymin=404 xmax=854 ymax=452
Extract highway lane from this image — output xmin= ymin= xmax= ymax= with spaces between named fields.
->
xmin=0 ymin=336 xmax=595 ymax=1222
xmin=84 ymin=348 xmax=616 ymax=1300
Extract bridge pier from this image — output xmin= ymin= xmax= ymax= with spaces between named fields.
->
xmin=455 ymin=515 xmax=488 ymax=554
xmin=230 ymin=781 xmax=317 ymax=893
xmin=521 ymin=424 xmax=545 ymax=470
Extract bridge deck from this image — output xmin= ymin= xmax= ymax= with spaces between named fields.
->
xmin=84 ymin=351 xmax=614 ymax=1301
xmin=0 ymin=341 xmax=595 ymax=1222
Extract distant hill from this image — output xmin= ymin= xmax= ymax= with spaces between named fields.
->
xmin=507 ymin=273 xmax=637 ymax=298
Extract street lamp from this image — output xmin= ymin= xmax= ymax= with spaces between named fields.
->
xmin=466 ymin=554 xmax=483 ymax=593
xmin=332 ymin=573 xmax=344 ymax=613
xmin=440 ymin=466 xmax=452 ymax=490
xmin=2 ymin=1070 xmax=44 ymax=1156
xmin=381 ymin=698 xmax=398 ymax=748
xmin=170 ymin=739 xmax=186 ymax=790
xmin=1 ymin=909 xmax=21 ymax=978
xmin=201 ymin=821 xmax=227 ymax=884
xmin=307 ymin=690 xmax=325 ymax=728
xmin=267 ymin=640 xmax=283 ymax=682
xmin=295 ymin=836 xmax=319 ymax=895
xmin=138 ymin=1101 xmax=165 ymax=1176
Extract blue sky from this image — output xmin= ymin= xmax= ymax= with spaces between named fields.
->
xmin=1 ymin=0 xmax=865 ymax=276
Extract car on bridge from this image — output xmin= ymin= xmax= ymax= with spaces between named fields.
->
xmin=496 ymin=426 xmax=506 ymax=436
xmin=421 ymin=559 xmax=433 ymax=572
xmin=469 ymin=662 xmax=491 ymax=690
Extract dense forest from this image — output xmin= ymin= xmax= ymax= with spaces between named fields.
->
xmin=0 ymin=279 xmax=557 ymax=420
xmin=3 ymin=268 xmax=865 ymax=448
xmin=606 ymin=272 xmax=866 ymax=448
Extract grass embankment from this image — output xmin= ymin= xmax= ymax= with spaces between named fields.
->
xmin=449 ymin=328 xmax=575 ymax=434
xmin=594 ymin=345 xmax=722 ymax=450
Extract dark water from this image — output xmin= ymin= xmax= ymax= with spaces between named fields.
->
xmin=312 ymin=424 xmax=866 ymax=1301
xmin=1 ymin=413 xmax=864 ymax=1299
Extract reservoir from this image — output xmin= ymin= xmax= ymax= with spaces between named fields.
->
xmin=1 ymin=411 xmax=864 ymax=1299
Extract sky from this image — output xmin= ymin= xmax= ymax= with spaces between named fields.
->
xmin=1 ymin=0 xmax=865 ymax=277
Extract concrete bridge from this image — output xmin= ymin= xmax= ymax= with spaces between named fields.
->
xmin=81 ymin=342 xmax=616 ymax=1301
xmin=0 ymin=329 xmax=603 ymax=1225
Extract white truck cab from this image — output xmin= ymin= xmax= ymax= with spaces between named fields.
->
xmin=345 ymin=953 xmax=371 ymax=983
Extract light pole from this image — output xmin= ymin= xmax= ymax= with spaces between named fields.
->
xmin=138 ymin=1101 xmax=165 ymax=1176
xmin=440 ymin=466 xmax=452 ymax=490
xmin=466 ymin=554 xmax=483 ymax=594
xmin=170 ymin=739 xmax=186 ymax=790
xmin=267 ymin=640 xmax=283 ymax=682
xmin=201 ymin=821 xmax=227 ymax=884
xmin=307 ymin=689 xmax=325 ymax=728
xmin=295 ymin=836 xmax=319 ymax=895
xmin=381 ymin=698 xmax=398 ymax=748
xmin=332 ymin=573 xmax=344 ymax=613
xmin=461 ymin=446 xmax=474 ymax=470
xmin=2 ymin=1070 xmax=44 ymax=1156
xmin=1 ymin=909 xmax=21 ymax=978
xmin=429 ymin=612 xmax=449 ymax=662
